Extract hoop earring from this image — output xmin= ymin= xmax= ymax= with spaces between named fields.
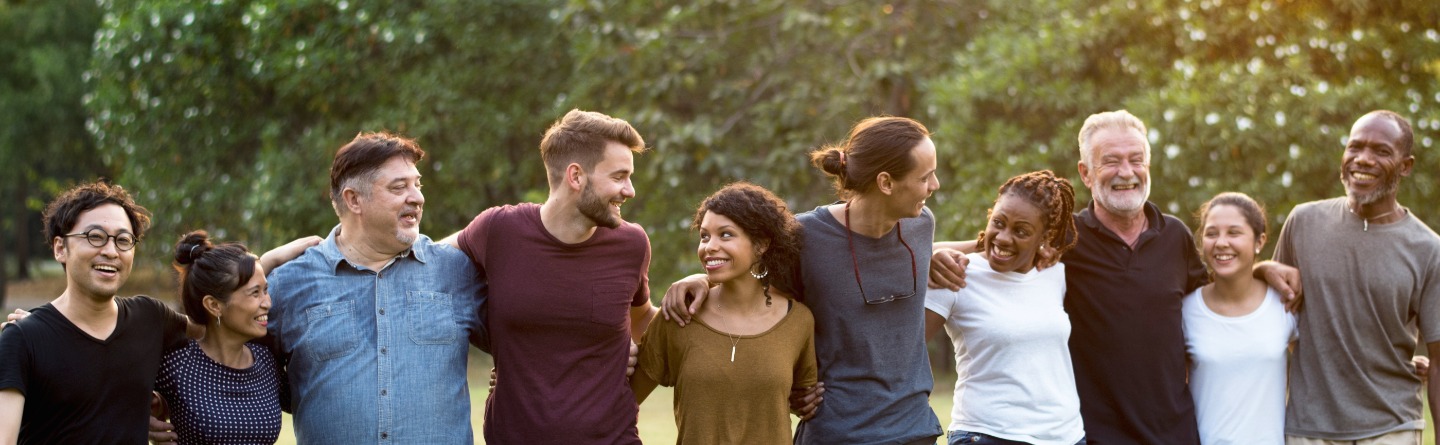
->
xmin=750 ymin=264 xmax=769 ymax=280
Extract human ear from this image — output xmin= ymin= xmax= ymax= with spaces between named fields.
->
xmin=565 ymin=163 xmax=586 ymax=192
xmin=342 ymin=188 xmax=365 ymax=214
xmin=202 ymin=295 xmax=225 ymax=321
xmin=876 ymin=172 xmax=894 ymax=195
xmin=52 ymin=236 xmax=67 ymax=263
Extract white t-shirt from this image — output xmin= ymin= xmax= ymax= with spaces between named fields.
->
xmin=924 ymin=253 xmax=1084 ymax=445
xmin=1183 ymin=286 xmax=1296 ymax=445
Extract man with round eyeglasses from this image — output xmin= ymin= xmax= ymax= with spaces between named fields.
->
xmin=0 ymin=182 xmax=199 ymax=444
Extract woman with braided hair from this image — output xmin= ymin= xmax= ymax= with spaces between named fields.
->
xmin=923 ymin=170 xmax=1086 ymax=445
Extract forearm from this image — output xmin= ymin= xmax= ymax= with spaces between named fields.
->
xmin=629 ymin=304 xmax=658 ymax=343
xmin=0 ymin=389 xmax=23 ymax=445
xmin=934 ymin=240 xmax=978 ymax=254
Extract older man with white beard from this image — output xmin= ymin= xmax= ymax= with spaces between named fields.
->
xmin=932 ymin=110 xmax=1297 ymax=445
xmin=1274 ymin=110 xmax=1440 ymax=445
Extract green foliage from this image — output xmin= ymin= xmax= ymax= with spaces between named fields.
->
xmin=927 ymin=0 xmax=1440 ymax=255
xmin=562 ymin=0 xmax=983 ymax=287
xmin=74 ymin=0 xmax=1440 ymax=298
xmin=88 ymin=0 xmax=570 ymax=260
xmin=0 ymin=0 xmax=109 ymax=301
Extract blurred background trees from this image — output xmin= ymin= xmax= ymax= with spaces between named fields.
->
xmin=4 ymin=0 xmax=1439 ymax=311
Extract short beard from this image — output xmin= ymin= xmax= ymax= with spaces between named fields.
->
xmin=1094 ymin=179 xmax=1149 ymax=215
xmin=578 ymin=183 xmax=621 ymax=229
xmin=1343 ymin=173 xmax=1401 ymax=207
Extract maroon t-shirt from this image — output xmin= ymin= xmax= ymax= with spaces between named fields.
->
xmin=459 ymin=203 xmax=649 ymax=444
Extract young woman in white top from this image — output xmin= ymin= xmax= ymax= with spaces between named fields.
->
xmin=1183 ymin=192 xmax=1294 ymax=445
xmin=924 ymin=170 xmax=1085 ymax=445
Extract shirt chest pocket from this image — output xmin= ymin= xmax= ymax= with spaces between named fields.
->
xmin=591 ymin=284 xmax=634 ymax=327
xmin=406 ymin=291 xmax=462 ymax=345
xmin=302 ymin=301 xmax=359 ymax=362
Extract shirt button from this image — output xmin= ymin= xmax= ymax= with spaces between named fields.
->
xmin=381 ymin=389 xmax=388 ymax=396
xmin=380 ymin=347 xmax=388 ymax=355
xmin=378 ymin=308 xmax=386 ymax=315
xmin=381 ymin=432 xmax=389 ymax=439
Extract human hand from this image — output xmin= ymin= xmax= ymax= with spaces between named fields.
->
xmin=149 ymin=392 xmax=177 ymax=445
xmin=5 ymin=308 xmax=29 ymax=325
xmin=1415 ymin=356 xmax=1430 ymax=382
xmin=1035 ymin=245 xmax=1059 ymax=270
xmin=659 ymin=274 xmax=711 ymax=326
xmin=928 ymin=249 xmax=968 ymax=290
xmin=488 ymin=368 xmax=497 ymax=393
xmin=626 ymin=341 xmax=638 ymax=377
xmin=788 ymin=382 xmax=825 ymax=421
xmin=1255 ymin=261 xmax=1303 ymax=312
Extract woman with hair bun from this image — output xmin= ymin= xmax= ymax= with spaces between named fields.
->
xmin=632 ymin=181 xmax=816 ymax=444
xmin=154 ymin=230 xmax=285 ymax=444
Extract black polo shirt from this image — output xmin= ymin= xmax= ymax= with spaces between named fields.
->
xmin=1063 ymin=200 xmax=1208 ymax=445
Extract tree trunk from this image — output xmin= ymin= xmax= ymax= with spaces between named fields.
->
xmin=15 ymin=178 xmax=30 ymax=281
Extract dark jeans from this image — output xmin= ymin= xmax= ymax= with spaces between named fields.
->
xmin=948 ymin=430 xmax=1085 ymax=445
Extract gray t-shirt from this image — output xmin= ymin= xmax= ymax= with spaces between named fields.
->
xmin=1276 ymin=197 xmax=1440 ymax=439
xmin=792 ymin=204 xmax=943 ymax=445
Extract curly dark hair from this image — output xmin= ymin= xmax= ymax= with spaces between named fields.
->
xmin=691 ymin=182 xmax=803 ymax=299
xmin=43 ymin=180 xmax=152 ymax=248
xmin=173 ymin=230 xmax=258 ymax=325
xmin=977 ymin=170 xmax=1078 ymax=266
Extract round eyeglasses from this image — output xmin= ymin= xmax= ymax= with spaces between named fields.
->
xmin=64 ymin=228 xmax=139 ymax=251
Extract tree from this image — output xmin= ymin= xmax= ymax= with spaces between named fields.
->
xmin=87 ymin=0 xmax=572 ymax=268
xmin=559 ymin=0 xmax=987 ymax=287
xmin=925 ymin=0 xmax=1440 ymax=249
xmin=0 ymin=0 xmax=110 ymax=307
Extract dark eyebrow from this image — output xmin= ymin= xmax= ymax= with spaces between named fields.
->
xmin=82 ymin=224 xmax=133 ymax=235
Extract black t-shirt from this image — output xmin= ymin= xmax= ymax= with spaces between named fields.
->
xmin=1062 ymin=201 xmax=1209 ymax=445
xmin=0 ymin=296 xmax=188 ymax=445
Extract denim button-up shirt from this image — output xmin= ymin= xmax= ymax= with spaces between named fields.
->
xmin=268 ymin=226 xmax=487 ymax=444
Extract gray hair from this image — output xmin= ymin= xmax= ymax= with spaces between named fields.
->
xmin=1077 ymin=110 xmax=1151 ymax=168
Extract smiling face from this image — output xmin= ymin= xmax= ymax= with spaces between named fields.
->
xmin=356 ymin=155 xmax=425 ymax=251
xmin=1341 ymin=114 xmax=1413 ymax=207
xmin=982 ymin=193 xmax=1046 ymax=274
xmin=696 ymin=210 xmax=763 ymax=285
xmin=577 ymin=141 xmax=637 ymax=229
xmin=885 ymin=137 xmax=940 ymax=219
xmin=1200 ymin=204 xmax=1264 ymax=280
xmin=1079 ymin=126 xmax=1150 ymax=216
xmin=54 ymin=203 xmax=135 ymax=302
xmin=211 ymin=263 xmax=271 ymax=341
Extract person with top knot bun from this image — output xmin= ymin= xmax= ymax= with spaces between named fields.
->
xmin=153 ymin=230 xmax=287 ymax=445
xmin=663 ymin=116 xmax=945 ymax=445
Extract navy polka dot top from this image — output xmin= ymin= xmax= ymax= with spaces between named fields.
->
xmin=155 ymin=340 xmax=283 ymax=445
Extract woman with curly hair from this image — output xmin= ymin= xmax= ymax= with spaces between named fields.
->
xmin=924 ymin=170 xmax=1086 ymax=445
xmin=633 ymin=181 xmax=816 ymax=444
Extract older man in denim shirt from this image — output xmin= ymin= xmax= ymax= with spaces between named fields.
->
xmin=267 ymin=133 xmax=486 ymax=444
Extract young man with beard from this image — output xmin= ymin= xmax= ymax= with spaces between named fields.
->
xmin=446 ymin=109 xmax=658 ymax=444
xmin=0 ymin=182 xmax=193 ymax=444
xmin=1275 ymin=110 xmax=1440 ymax=445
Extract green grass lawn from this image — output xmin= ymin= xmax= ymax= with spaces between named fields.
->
xmin=270 ymin=372 xmax=1436 ymax=445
